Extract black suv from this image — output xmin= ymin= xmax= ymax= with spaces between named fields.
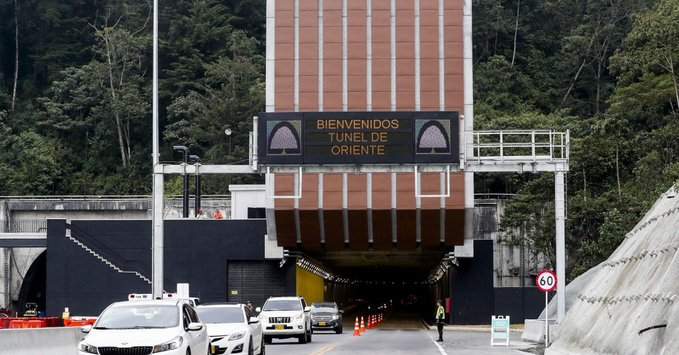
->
xmin=310 ymin=302 xmax=343 ymax=334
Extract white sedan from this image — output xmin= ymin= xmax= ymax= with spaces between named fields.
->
xmin=79 ymin=299 xmax=209 ymax=355
xmin=196 ymin=304 xmax=264 ymax=355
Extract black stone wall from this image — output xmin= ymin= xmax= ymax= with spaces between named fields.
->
xmin=449 ymin=240 xmax=545 ymax=324
xmin=46 ymin=219 xmax=293 ymax=316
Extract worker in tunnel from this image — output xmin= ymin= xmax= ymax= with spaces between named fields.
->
xmin=435 ymin=299 xmax=445 ymax=342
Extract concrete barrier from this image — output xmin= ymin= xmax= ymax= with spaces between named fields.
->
xmin=0 ymin=327 xmax=82 ymax=355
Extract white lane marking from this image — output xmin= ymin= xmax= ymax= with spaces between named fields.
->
xmin=429 ymin=333 xmax=448 ymax=355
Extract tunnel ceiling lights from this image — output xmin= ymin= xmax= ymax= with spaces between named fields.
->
xmin=426 ymin=256 xmax=458 ymax=284
xmin=289 ymin=251 xmax=457 ymax=286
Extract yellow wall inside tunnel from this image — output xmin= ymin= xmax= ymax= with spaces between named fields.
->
xmin=296 ymin=266 xmax=325 ymax=304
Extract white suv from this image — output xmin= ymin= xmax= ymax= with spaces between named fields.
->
xmin=258 ymin=297 xmax=312 ymax=344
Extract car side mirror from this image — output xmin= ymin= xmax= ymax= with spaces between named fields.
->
xmin=339 ymin=310 xmax=344 ymax=314
xmin=248 ymin=317 xmax=260 ymax=324
xmin=304 ymin=307 xmax=311 ymax=312
xmin=187 ymin=322 xmax=203 ymax=331
xmin=81 ymin=325 xmax=92 ymax=334
xmin=255 ymin=307 xmax=261 ymax=313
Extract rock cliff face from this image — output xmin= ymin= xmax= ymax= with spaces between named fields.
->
xmin=548 ymin=186 xmax=679 ymax=355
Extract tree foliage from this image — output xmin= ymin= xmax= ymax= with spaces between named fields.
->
xmin=0 ymin=0 xmax=264 ymax=194
xmin=474 ymin=0 xmax=679 ymax=279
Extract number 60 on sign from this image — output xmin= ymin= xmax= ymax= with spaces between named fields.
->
xmin=536 ymin=270 xmax=557 ymax=293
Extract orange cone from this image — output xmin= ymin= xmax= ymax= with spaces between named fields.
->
xmin=360 ymin=316 xmax=366 ymax=334
xmin=367 ymin=315 xmax=372 ymax=329
xmin=353 ymin=317 xmax=361 ymax=336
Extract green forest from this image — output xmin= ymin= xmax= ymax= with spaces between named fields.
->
xmin=1 ymin=0 xmax=679 ymax=279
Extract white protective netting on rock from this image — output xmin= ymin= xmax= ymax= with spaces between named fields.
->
xmin=548 ymin=185 xmax=679 ymax=355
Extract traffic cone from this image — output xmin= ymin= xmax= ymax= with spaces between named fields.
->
xmin=380 ymin=313 xmax=383 ymax=324
xmin=367 ymin=315 xmax=372 ymax=329
xmin=353 ymin=317 xmax=361 ymax=336
xmin=360 ymin=316 xmax=366 ymax=334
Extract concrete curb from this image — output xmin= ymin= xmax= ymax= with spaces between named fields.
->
xmin=422 ymin=321 xmax=524 ymax=333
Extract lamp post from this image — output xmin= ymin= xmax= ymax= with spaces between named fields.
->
xmin=189 ymin=155 xmax=201 ymax=218
xmin=173 ymin=145 xmax=189 ymax=218
xmin=151 ymin=0 xmax=163 ymax=299
xmin=225 ymin=128 xmax=232 ymax=155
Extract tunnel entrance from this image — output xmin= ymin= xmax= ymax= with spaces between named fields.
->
xmin=294 ymin=249 xmax=452 ymax=326
xmin=17 ymin=251 xmax=46 ymax=316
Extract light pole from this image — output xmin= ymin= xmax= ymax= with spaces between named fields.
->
xmin=173 ymin=145 xmax=189 ymax=219
xmin=225 ymin=128 xmax=232 ymax=155
xmin=189 ymin=155 xmax=201 ymax=218
xmin=151 ymin=0 xmax=163 ymax=299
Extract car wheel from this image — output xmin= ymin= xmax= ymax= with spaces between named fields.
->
xmin=307 ymin=328 xmax=312 ymax=343
xmin=264 ymin=335 xmax=272 ymax=345
xmin=186 ymin=349 xmax=191 ymax=355
xmin=336 ymin=326 xmax=343 ymax=334
xmin=259 ymin=339 xmax=266 ymax=355
xmin=298 ymin=331 xmax=307 ymax=344
xmin=248 ymin=337 xmax=254 ymax=355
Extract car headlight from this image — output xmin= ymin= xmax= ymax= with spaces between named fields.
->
xmin=79 ymin=342 xmax=97 ymax=354
xmin=152 ymin=336 xmax=183 ymax=353
xmin=228 ymin=332 xmax=246 ymax=341
xmin=295 ymin=313 xmax=304 ymax=321
xmin=332 ymin=315 xmax=339 ymax=320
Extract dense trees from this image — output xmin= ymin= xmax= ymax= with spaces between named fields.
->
xmin=0 ymin=0 xmax=263 ymax=194
xmin=1 ymin=0 xmax=679 ymax=276
xmin=474 ymin=0 xmax=679 ymax=278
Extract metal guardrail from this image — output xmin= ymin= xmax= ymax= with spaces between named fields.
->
xmin=474 ymin=193 xmax=517 ymax=200
xmin=0 ymin=195 xmax=232 ymax=200
xmin=471 ymin=130 xmax=569 ymax=162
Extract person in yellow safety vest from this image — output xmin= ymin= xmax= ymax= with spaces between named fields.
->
xmin=435 ymin=300 xmax=445 ymax=342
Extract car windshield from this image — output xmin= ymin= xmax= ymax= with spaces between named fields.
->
xmin=196 ymin=307 xmax=244 ymax=324
xmin=262 ymin=299 xmax=302 ymax=311
xmin=95 ymin=304 xmax=178 ymax=329
xmin=311 ymin=304 xmax=337 ymax=313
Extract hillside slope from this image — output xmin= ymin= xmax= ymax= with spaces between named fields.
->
xmin=548 ymin=186 xmax=679 ymax=354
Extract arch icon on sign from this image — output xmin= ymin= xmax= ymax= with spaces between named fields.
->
xmin=267 ymin=120 xmax=301 ymax=155
xmin=416 ymin=119 xmax=451 ymax=154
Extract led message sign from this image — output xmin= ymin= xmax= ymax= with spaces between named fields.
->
xmin=258 ymin=111 xmax=459 ymax=165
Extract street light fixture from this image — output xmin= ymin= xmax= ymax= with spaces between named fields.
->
xmin=189 ymin=155 xmax=201 ymax=218
xmin=172 ymin=145 xmax=190 ymax=218
xmin=225 ymin=128 xmax=232 ymax=155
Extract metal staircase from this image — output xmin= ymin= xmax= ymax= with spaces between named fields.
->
xmin=65 ymin=228 xmax=151 ymax=285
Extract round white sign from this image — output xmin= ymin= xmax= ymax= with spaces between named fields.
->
xmin=536 ymin=270 xmax=557 ymax=292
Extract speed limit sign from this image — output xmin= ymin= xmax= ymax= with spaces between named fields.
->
xmin=536 ymin=270 xmax=557 ymax=292
xmin=537 ymin=270 xmax=557 ymax=346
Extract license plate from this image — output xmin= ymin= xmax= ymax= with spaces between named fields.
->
xmin=319 ymin=322 xmax=327 ymax=326
xmin=275 ymin=325 xmax=285 ymax=330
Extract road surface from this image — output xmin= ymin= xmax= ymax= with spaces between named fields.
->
xmin=266 ymin=316 xmax=533 ymax=355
